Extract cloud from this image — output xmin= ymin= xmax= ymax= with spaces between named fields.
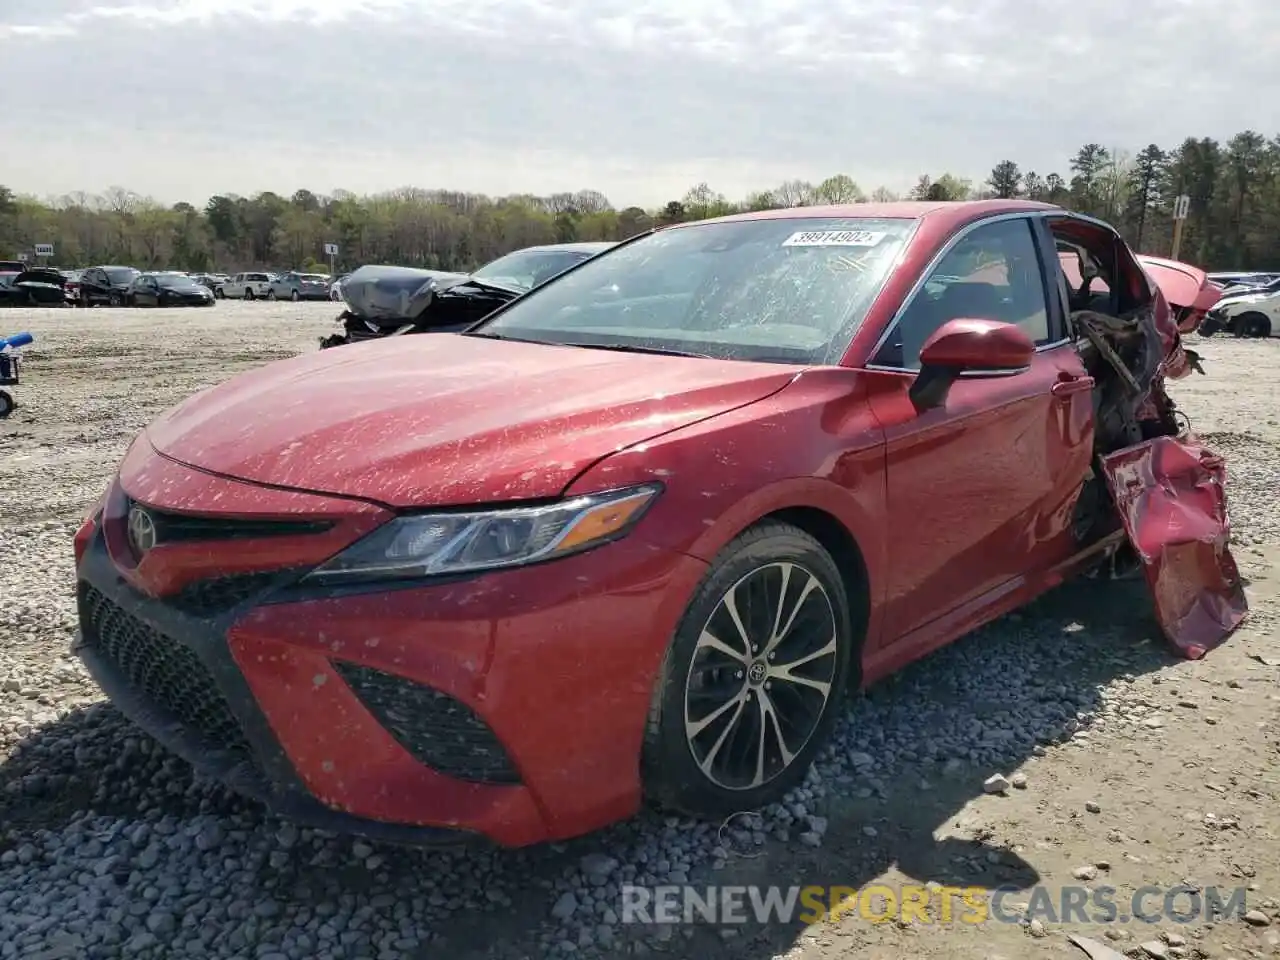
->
xmin=1 ymin=0 xmax=1275 ymax=207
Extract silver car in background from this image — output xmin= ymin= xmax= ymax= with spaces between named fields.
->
xmin=267 ymin=271 xmax=331 ymax=301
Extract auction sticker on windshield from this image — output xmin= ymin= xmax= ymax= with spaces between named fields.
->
xmin=781 ymin=230 xmax=886 ymax=247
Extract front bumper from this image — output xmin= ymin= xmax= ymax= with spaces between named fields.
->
xmin=74 ymin=449 xmax=706 ymax=846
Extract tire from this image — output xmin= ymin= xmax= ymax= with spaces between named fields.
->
xmin=1236 ymin=312 xmax=1272 ymax=339
xmin=290 ymin=289 xmax=300 ymax=302
xmin=0 ymin=390 xmax=13 ymax=418
xmin=641 ymin=522 xmax=856 ymax=818
xmin=108 ymin=292 xmax=121 ymax=307
xmin=214 ymin=288 xmax=225 ymax=299
xmin=266 ymin=289 xmax=277 ymax=301
xmin=245 ymin=288 xmax=255 ymax=301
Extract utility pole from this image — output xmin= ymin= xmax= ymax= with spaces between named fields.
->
xmin=1170 ymin=194 xmax=1190 ymax=260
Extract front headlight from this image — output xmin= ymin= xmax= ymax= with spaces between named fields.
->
xmin=302 ymin=484 xmax=661 ymax=584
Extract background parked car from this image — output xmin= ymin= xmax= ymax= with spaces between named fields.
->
xmin=1200 ymin=278 xmax=1280 ymax=338
xmin=0 ymin=267 xmax=70 ymax=306
xmin=79 ymin=266 xmax=141 ymax=306
xmin=268 ymin=272 xmax=330 ymax=301
xmin=216 ymin=272 xmax=272 ymax=299
xmin=126 ymin=272 xmax=216 ymax=307
xmin=329 ymin=273 xmax=350 ymax=301
xmin=190 ymin=273 xmax=229 ymax=295
xmin=61 ymin=269 xmax=84 ymax=303
xmin=324 ymin=241 xmax=615 ymax=347
xmin=1206 ymin=271 xmax=1279 ymax=293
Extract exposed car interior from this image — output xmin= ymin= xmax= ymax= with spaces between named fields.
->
xmin=1047 ymin=216 xmax=1191 ymax=550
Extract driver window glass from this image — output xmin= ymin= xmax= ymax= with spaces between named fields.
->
xmin=874 ymin=218 xmax=1051 ymax=370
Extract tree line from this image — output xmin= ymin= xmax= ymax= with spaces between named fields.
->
xmin=2 ymin=131 xmax=1277 ymax=274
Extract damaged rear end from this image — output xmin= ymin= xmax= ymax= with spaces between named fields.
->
xmin=1055 ymin=221 xmax=1246 ymax=657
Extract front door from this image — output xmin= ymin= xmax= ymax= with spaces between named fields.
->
xmin=863 ymin=215 xmax=1095 ymax=645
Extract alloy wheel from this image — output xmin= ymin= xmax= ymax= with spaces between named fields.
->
xmin=683 ymin=561 xmax=838 ymax=791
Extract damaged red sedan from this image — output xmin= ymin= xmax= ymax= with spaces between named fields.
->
xmin=73 ymin=200 xmax=1247 ymax=848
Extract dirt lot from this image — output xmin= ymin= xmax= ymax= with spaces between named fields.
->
xmin=1 ymin=301 xmax=1278 ymax=960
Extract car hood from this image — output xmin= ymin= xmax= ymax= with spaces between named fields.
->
xmin=340 ymin=264 xmax=472 ymax=323
xmin=146 ymin=334 xmax=798 ymax=507
xmin=1217 ymin=290 xmax=1273 ymax=309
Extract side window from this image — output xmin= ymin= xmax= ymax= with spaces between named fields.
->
xmin=874 ymin=219 xmax=1052 ymax=370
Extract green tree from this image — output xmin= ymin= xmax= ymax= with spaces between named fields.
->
xmin=987 ymin=161 xmax=1023 ymax=198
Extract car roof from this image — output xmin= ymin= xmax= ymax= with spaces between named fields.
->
xmin=518 ymin=242 xmax=617 ymax=253
xmin=689 ymin=199 xmax=1060 ymax=230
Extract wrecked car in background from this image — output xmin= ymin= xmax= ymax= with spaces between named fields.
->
xmin=0 ymin=267 xmax=71 ymax=306
xmin=319 ymin=241 xmax=615 ymax=348
xmin=73 ymin=201 xmax=1246 ymax=848
xmin=1198 ymin=275 xmax=1280 ymax=339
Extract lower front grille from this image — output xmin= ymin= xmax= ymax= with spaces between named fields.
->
xmin=333 ymin=661 xmax=521 ymax=784
xmin=79 ymin=584 xmax=254 ymax=759
xmin=166 ymin=571 xmax=292 ymax=616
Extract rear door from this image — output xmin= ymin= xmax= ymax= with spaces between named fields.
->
xmin=861 ymin=213 xmax=1095 ymax=646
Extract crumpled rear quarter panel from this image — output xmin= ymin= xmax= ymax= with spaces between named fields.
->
xmin=1101 ymin=435 xmax=1248 ymax=658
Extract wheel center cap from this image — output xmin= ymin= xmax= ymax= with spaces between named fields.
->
xmin=747 ymin=660 xmax=767 ymax=686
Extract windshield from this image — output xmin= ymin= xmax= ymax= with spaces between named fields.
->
xmin=106 ymin=268 xmax=139 ymax=283
xmin=475 ymin=218 xmax=915 ymax=364
xmin=471 ymin=250 xmax=594 ymax=292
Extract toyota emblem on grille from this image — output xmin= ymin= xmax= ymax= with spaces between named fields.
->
xmin=127 ymin=506 xmax=158 ymax=554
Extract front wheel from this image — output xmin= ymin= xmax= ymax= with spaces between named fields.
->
xmin=108 ymin=292 xmax=122 ymax=307
xmin=1236 ymin=311 xmax=1272 ymax=339
xmin=291 ymin=289 xmax=300 ymax=302
xmin=245 ymin=288 xmax=255 ymax=300
xmin=641 ymin=522 xmax=856 ymax=818
xmin=266 ymin=289 xmax=277 ymax=301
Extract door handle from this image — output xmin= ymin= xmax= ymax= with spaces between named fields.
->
xmin=1051 ymin=375 xmax=1094 ymax=398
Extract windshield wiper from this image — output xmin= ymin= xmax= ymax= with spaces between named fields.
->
xmin=463 ymin=332 xmax=712 ymax=358
xmin=461 ymin=331 xmax=549 ymax=344
xmin=568 ymin=341 xmax=714 ymax=359
xmin=456 ymin=277 xmax=525 ymax=295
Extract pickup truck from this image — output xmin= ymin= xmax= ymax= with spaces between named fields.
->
xmin=216 ymin=272 xmax=273 ymax=300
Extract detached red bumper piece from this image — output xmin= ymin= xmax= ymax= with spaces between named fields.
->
xmin=1101 ymin=436 xmax=1248 ymax=658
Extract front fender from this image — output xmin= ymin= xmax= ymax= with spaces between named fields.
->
xmin=562 ymin=368 xmax=889 ymax=644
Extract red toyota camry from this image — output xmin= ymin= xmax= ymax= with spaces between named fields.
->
xmin=72 ymin=200 xmax=1245 ymax=848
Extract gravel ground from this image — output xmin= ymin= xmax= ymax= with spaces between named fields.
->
xmin=2 ymin=302 xmax=1279 ymax=960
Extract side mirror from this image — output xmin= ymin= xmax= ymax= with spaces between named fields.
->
xmin=908 ymin=318 xmax=1036 ymax=412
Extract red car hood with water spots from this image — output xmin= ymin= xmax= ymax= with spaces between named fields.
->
xmin=146 ymin=334 xmax=797 ymax=507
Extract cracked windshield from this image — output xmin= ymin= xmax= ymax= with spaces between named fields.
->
xmin=479 ymin=218 xmax=912 ymax=363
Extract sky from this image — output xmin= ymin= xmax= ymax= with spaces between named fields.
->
xmin=1 ymin=0 xmax=1275 ymax=209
